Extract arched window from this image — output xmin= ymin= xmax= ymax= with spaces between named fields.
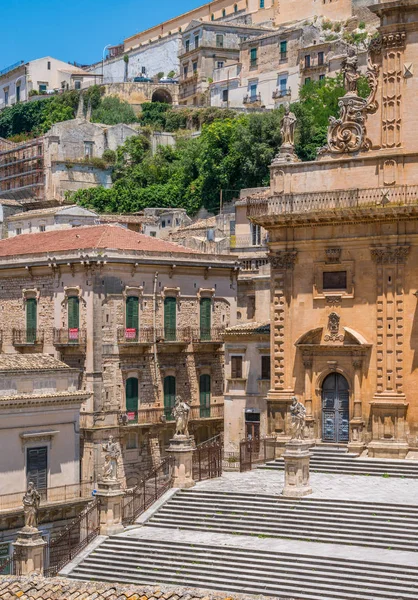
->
xmin=222 ymin=8 xmax=226 ymax=17
xmin=164 ymin=376 xmax=176 ymax=420
xmin=234 ymin=3 xmax=238 ymax=12
xmin=199 ymin=374 xmax=211 ymax=417
xmin=126 ymin=377 xmax=139 ymax=422
xmin=211 ymin=13 xmax=215 ymax=20
xmin=26 ymin=297 xmax=37 ymax=344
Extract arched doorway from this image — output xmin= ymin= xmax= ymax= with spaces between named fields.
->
xmin=151 ymin=88 xmax=172 ymax=104
xmin=322 ymin=373 xmax=349 ymax=443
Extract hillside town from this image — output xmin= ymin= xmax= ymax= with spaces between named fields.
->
xmin=1 ymin=0 xmax=418 ymax=598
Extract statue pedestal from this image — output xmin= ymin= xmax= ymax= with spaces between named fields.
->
xmin=96 ymin=479 xmax=125 ymax=536
xmin=282 ymin=440 xmax=312 ymax=498
xmin=272 ymin=143 xmax=299 ymax=164
xmin=167 ymin=435 xmax=195 ymax=489
xmin=13 ymin=527 xmax=46 ymax=575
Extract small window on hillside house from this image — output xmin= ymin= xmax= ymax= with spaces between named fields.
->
xmin=323 ymin=271 xmax=347 ymax=291
xmin=222 ymin=89 xmax=229 ymax=102
xmin=280 ymin=40 xmax=287 ymax=59
xmin=318 ymin=51 xmax=324 ymax=65
xmin=216 ymin=34 xmax=224 ymax=48
xmin=250 ymin=48 xmax=257 ymax=67
xmin=84 ymin=141 xmax=94 ymax=158
xmin=47 ymin=61 xmax=51 ymax=70
xmin=305 ymin=55 xmax=311 ymax=68
xmin=231 ymin=355 xmax=243 ymax=379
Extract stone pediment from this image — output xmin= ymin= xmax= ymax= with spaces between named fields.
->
xmin=295 ymin=326 xmax=371 ymax=355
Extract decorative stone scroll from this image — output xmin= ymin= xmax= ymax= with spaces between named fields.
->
xmin=319 ymin=48 xmax=379 ymax=156
xmin=269 ymin=250 xmax=298 ymax=270
xmin=325 ymin=248 xmax=341 ymax=263
xmin=370 ymin=246 xmax=410 ymax=264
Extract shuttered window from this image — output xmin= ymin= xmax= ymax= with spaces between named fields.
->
xmin=26 ymin=298 xmax=37 ymax=343
xmin=126 ymin=377 xmax=139 ymax=422
xmin=164 ymin=376 xmax=176 ymax=420
xmin=199 ymin=374 xmax=211 ymax=418
xmin=26 ymin=446 xmax=47 ymax=490
xmin=231 ymin=356 xmax=243 ymax=379
xmin=68 ymin=296 xmax=80 ymax=329
xmin=261 ymin=355 xmax=271 ymax=380
xmin=164 ymin=297 xmax=176 ymax=341
xmin=200 ymin=298 xmax=211 ymax=340
xmin=126 ymin=296 xmax=139 ymax=336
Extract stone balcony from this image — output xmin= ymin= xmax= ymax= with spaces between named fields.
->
xmin=0 ymin=481 xmax=92 ymax=514
xmin=247 ymin=185 xmax=418 ymax=225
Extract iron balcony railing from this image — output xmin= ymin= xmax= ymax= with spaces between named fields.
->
xmin=243 ymin=93 xmax=261 ymax=104
xmin=117 ymin=327 xmax=154 ymax=344
xmin=191 ymin=327 xmax=225 ymax=343
xmin=0 ymin=481 xmax=93 ymax=513
xmin=156 ymin=327 xmax=192 ymax=343
xmin=230 ymin=233 xmax=268 ymax=248
xmin=190 ymin=403 xmax=224 ymax=420
xmin=12 ymin=328 xmax=44 ymax=346
xmin=247 ymin=185 xmax=418 ymax=219
xmin=53 ymin=328 xmax=86 ymax=346
xmin=272 ymin=87 xmax=291 ymax=99
xmin=118 ymin=407 xmax=165 ymax=426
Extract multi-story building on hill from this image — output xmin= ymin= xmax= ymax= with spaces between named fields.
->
xmin=246 ymin=0 xmax=418 ymax=458
xmin=0 ymin=224 xmax=237 ymax=486
xmin=0 ymin=57 xmax=91 ymax=111
xmin=0 ymin=109 xmax=137 ymax=209
xmin=178 ymin=21 xmax=269 ymax=105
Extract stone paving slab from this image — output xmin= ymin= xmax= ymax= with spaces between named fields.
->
xmin=194 ymin=469 xmax=418 ymax=504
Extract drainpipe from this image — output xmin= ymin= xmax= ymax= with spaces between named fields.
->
xmin=153 ymin=271 xmax=159 ymax=384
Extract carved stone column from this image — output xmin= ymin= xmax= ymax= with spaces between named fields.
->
xmin=303 ymin=354 xmax=315 ymax=441
xmin=167 ymin=435 xmax=195 ymax=489
xmin=282 ymin=440 xmax=312 ymax=498
xmin=13 ymin=527 xmax=46 ymax=576
xmin=96 ymin=480 xmax=125 ymax=536
xmin=348 ymin=357 xmax=365 ymax=455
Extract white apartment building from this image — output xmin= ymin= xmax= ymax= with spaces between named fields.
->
xmin=0 ymin=57 xmax=91 ymax=110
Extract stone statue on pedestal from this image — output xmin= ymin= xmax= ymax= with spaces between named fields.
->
xmin=101 ymin=435 xmax=120 ymax=481
xmin=280 ymin=103 xmax=297 ymax=146
xmin=23 ymin=482 xmax=40 ymax=529
xmin=289 ymin=396 xmax=306 ymax=441
xmin=342 ymin=49 xmax=361 ymax=94
xmin=173 ymin=396 xmax=191 ymax=437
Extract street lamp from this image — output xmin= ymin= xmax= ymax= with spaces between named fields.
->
xmin=102 ymin=44 xmax=112 ymax=84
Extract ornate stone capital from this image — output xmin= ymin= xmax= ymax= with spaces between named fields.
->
xmin=352 ymin=359 xmax=363 ymax=370
xmin=325 ymin=295 xmax=342 ymax=306
xmin=303 ymin=355 xmax=313 ymax=369
xmin=269 ymin=250 xmax=298 ymax=270
xmin=382 ymin=31 xmax=406 ymax=49
xmin=370 ymin=245 xmax=410 ymax=264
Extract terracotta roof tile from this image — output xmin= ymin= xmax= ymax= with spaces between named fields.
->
xmin=0 ymin=225 xmax=197 ymax=258
xmin=0 ymin=354 xmax=73 ymax=372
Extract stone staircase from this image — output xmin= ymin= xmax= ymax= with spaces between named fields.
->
xmin=68 ymin=535 xmax=418 ymax=600
xmin=145 ymin=488 xmax=418 ymax=551
xmin=260 ymin=445 xmax=418 ymax=478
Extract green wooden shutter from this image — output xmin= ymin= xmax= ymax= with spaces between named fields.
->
xmin=126 ymin=377 xmax=139 ymax=422
xmin=164 ymin=376 xmax=176 ymax=420
xmin=200 ymin=298 xmax=211 ymax=341
xmin=126 ymin=296 xmax=139 ymax=337
xmin=26 ymin=298 xmax=37 ymax=343
xmin=68 ymin=297 xmax=80 ymax=329
xmin=199 ymin=374 xmax=211 ymax=417
xmin=164 ymin=297 xmax=176 ymax=341
xmin=26 ymin=446 xmax=47 ymax=490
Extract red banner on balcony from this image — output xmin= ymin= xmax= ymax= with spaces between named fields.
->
xmin=69 ymin=328 xmax=79 ymax=340
xmin=127 ymin=411 xmax=136 ymax=421
xmin=125 ymin=328 xmax=137 ymax=339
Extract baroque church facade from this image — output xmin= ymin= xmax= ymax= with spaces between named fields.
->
xmin=247 ymin=0 xmax=418 ymax=458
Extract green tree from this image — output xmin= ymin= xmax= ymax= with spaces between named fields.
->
xmin=91 ymin=96 xmax=137 ymax=125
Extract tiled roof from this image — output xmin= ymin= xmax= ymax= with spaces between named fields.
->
xmin=0 ymin=575 xmax=257 ymax=600
xmin=225 ymin=322 xmax=270 ymax=335
xmin=178 ymin=217 xmax=218 ymax=231
xmin=0 ymin=354 xmax=73 ymax=371
xmin=99 ymin=214 xmax=152 ymax=225
xmin=0 ymin=225 xmax=198 ymax=258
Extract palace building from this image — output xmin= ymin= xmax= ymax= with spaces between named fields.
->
xmin=247 ymin=0 xmax=418 ymax=458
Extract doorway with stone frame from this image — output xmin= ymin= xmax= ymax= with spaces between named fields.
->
xmin=321 ymin=372 xmax=349 ymax=443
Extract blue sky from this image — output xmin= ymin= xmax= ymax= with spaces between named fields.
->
xmin=1 ymin=0 xmax=201 ymax=70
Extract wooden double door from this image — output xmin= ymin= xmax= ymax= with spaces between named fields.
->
xmin=322 ymin=373 xmax=349 ymax=443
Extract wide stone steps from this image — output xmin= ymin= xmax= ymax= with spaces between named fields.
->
xmin=68 ymin=536 xmax=418 ymax=600
xmin=146 ymin=489 xmax=418 ymax=551
xmin=260 ymin=446 xmax=418 ymax=478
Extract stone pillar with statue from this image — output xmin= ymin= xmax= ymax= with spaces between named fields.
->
xmin=282 ymin=397 xmax=312 ymax=497
xmin=167 ymin=396 xmax=195 ymax=489
xmin=13 ymin=482 xmax=46 ymax=575
xmin=96 ymin=435 xmax=125 ymax=535
xmin=273 ymin=103 xmax=299 ymax=164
